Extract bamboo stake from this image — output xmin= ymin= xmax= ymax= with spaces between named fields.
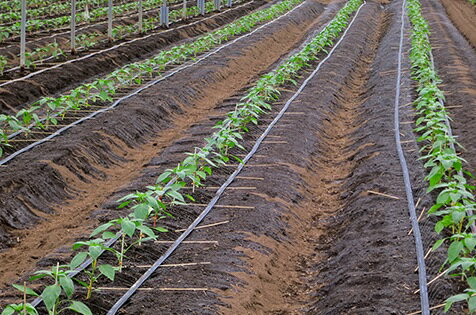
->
xmin=155 ymin=240 xmax=218 ymax=244
xmin=408 ymin=206 xmax=426 ymax=235
xmin=414 ymin=268 xmax=450 ymax=294
xmin=175 ymin=220 xmax=229 ymax=233
xmin=136 ymin=261 xmax=211 ymax=268
xmin=97 ymin=287 xmax=208 ymax=291
xmin=367 ymin=190 xmax=400 ymax=200
xmin=183 ymin=203 xmax=254 ymax=209
xmin=406 ymin=303 xmax=445 ymax=315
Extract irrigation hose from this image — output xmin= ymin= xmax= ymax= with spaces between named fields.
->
xmin=106 ymin=2 xmax=366 ymax=313
xmin=0 ymin=0 xmax=306 ymax=167
xmin=395 ymin=0 xmax=430 ymax=313
xmin=28 ymin=0 xmax=308 ymax=307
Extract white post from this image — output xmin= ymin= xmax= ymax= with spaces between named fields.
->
xmin=108 ymin=0 xmax=113 ymax=41
xmin=182 ymin=0 xmax=187 ymax=20
xmin=138 ymin=0 xmax=143 ymax=33
xmin=71 ymin=0 xmax=77 ymax=54
xmin=20 ymin=0 xmax=26 ymax=69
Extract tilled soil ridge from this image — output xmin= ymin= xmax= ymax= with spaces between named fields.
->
xmin=0 ymin=0 xmax=333 ymax=292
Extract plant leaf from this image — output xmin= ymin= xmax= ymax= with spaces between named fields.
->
xmin=70 ymin=252 xmax=88 ymax=270
xmin=12 ymin=284 xmax=39 ymax=297
xmin=41 ymin=285 xmax=61 ymax=311
xmin=67 ymin=301 xmax=92 ymax=315
xmin=59 ymin=276 xmax=75 ymax=299
xmin=98 ymin=264 xmax=115 ymax=281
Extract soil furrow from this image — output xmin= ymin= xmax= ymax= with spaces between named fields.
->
xmin=0 ymin=0 xmax=333 ymax=293
xmin=0 ymin=0 xmax=262 ymax=115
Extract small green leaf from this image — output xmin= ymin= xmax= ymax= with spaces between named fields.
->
xmin=468 ymin=277 xmax=476 ymax=290
xmin=445 ymin=293 xmax=468 ymax=312
xmin=67 ymin=301 xmax=92 ymax=315
xmin=60 ymin=276 xmax=74 ymax=298
xmin=121 ymin=219 xmax=136 ymax=237
xmin=447 ymin=241 xmax=463 ymax=262
xmin=89 ymin=245 xmax=102 ymax=261
xmin=12 ymin=284 xmax=39 ymax=297
xmin=431 ymin=239 xmax=445 ymax=252
xmin=1 ymin=305 xmax=16 ymax=315
xmin=98 ymin=264 xmax=115 ymax=281
xmin=41 ymin=285 xmax=61 ymax=311
xmin=70 ymin=252 xmax=88 ymax=270
xmin=469 ymin=295 xmax=476 ymax=313
xmin=133 ymin=203 xmax=149 ymax=220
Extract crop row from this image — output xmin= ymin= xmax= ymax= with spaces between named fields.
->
xmin=0 ymin=0 xmax=268 ymax=157
xmin=0 ymin=0 xmax=138 ymax=23
xmin=0 ymin=0 xmax=62 ymax=12
xmin=0 ymin=0 xmax=177 ymax=42
xmin=407 ymin=0 xmax=476 ymax=312
xmin=0 ymin=0 xmax=227 ymax=75
xmin=0 ymin=0 xmax=363 ymax=313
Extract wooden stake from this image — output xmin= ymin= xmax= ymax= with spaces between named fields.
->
xmin=155 ymin=240 xmax=218 ymax=244
xmin=414 ymin=268 xmax=450 ymax=294
xmin=136 ymin=262 xmax=211 ymax=268
xmin=175 ymin=220 xmax=229 ymax=233
xmin=183 ymin=203 xmax=254 ymax=209
xmin=367 ymin=190 xmax=400 ymax=200
xmin=97 ymin=287 xmax=208 ymax=291
xmin=408 ymin=207 xmax=426 ymax=235
xmin=406 ymin=303 xmax=445 ymax=315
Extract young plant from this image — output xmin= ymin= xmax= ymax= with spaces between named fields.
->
xmin=71 ymin=239 xmax=117 ymax=299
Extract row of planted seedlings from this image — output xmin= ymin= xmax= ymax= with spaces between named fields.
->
xmin=0 ymin=0 xmax=302 ymax=158
xmin=0 ymin=0 xmax=234 ymax=75
xmin=0 ymin=0 xmax=147 ymax=24
xmin=1 ymin=0 xmax=363 ymax=313
xmin=0 ymin=0 xmax=178 ymax=42
xmin=406 ymin=0 xmax=476 ymax=312
xmin=0 ymin=0 xmax=71 ymax=12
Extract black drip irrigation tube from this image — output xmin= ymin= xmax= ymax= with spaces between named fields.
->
xmin=394 ymin=0 xmax=430 ymax=314
xmin=106 ymin=2 xmax=366 ymax=313
xmin=28 ymin=0 xmax=307 ymax=307
xmin=0 ymin=0 xmax=306 ymax=167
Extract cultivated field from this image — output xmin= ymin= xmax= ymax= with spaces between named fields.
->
xmin=0 ymin=0 xmax=475 ymax=314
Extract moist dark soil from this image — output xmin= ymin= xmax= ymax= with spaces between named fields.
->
xmin=0 ymin=0 xmax=329 ymax=293
xmin=0 ymin=0 xmax=472 ymax=314
xmin=0 ymin=0 xmax=263 ymax=115
xmin=440 ymin=0 xmax=476 ymax=49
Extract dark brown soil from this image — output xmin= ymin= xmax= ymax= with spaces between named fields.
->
xmin=440 ymin=0 xmax=476 ymax=49
xmin=0 ymin=0 xmax=263 ymax=115
xmin=0 ymin=0 xmax=327 ymax=293
xmin=0 ymin=0 xmax=472 ymax=313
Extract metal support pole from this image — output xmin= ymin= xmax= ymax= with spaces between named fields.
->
xmin=138 ymin=0 xmax=143 ymax=33
xmin=107 ymin=0 xmax=113 ymax=41
xmin=198 ymin=0 xmax=205 ymax=15
xmin=71 ymin=0 xmax=77 ymax=54
xmin=160 ymin=0 xmax=169 ymax=27
xmin=182 ymin=0 xmax=187 ymax=20
xmin=20 ymin=0 xmax=26 ymax=69
xmin=214 ymin=0 xmax=220 ymax=11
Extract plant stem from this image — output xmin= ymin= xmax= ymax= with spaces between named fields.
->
xmin=23 ymin=281 xmax=26 ymax=315
xmin=119 ymin=233 xmax=125 ymax=272
xmin=86 ymin=259 xmax=97 ymax=300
